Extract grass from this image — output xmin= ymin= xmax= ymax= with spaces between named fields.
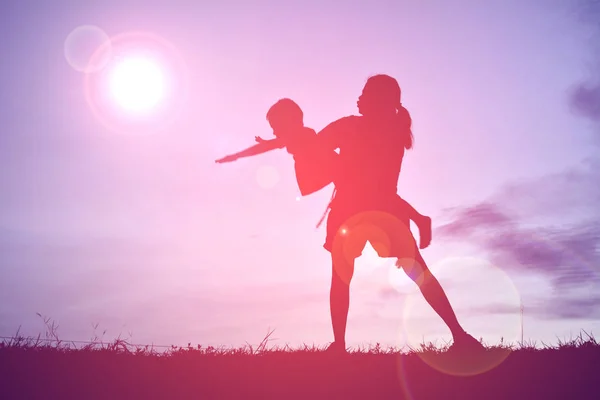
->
xmin=1 ymin=318 xmax=599 ymax=399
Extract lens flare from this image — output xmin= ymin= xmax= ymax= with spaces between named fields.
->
xmin=331 ymin=210 xmax=417 ymax=285
xmin=109 ymin=56 xmax=165 ymax=113
xmin=83 ymin=31 xmax=189 ymax=135
xmin=64 ymin=25 xmax=112 ymax=73
xmin=399 ymin=255 xmax=521 ymax=377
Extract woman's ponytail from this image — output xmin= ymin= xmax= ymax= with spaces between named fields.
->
xmin=397 ymin=104 xmax=414 ymax=150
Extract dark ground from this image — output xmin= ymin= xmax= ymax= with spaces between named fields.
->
xmin=1 ymin=335 xmax=599 ymax=399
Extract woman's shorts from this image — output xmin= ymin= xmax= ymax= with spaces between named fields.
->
xmin=324 ymin=195 xmax=417 ymax=263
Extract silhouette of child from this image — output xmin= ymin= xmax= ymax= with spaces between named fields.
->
xmin=215 ymin=99 xmax=336 ymax=196
xmin=215 ymin=98 xmax=432 ymax=249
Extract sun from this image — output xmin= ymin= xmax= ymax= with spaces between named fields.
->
xmin=109 ymin=56 xmax=165 ymax=113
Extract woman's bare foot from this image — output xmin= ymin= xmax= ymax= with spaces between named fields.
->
xmin=449 ymin=331 xmax=485 ymax=352
xmin=324 ymin=341 xmax=348 ymax=355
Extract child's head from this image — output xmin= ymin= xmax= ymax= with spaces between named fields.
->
xmin=266 ymin=98 xmax=304 ymax=139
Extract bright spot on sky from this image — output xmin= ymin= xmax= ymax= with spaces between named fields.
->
xmin=295 ymin=196 xmax=301 ymax=202
xmin=109 ymin=57 xmax=165 ymax=113
xmin=64 ymin=25 xmax=112 ymax=73
xmin=256 ymin=165 xmax=280 ymax=189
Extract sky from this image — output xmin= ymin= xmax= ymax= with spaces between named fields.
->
xmin=0 ymin=0 xmax=599 ymax=351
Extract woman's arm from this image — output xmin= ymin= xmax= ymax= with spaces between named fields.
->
xmin=315 ymin=116 xmax=358 ymax=151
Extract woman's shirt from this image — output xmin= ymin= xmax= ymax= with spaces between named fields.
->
xmin=317 ymin=115 xmax=408 ymax=208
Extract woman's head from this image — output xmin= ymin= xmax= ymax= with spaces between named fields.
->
xmin=357 ymin=74 xmax=401 ymax=116
xmin=357 ymin=74 xmax=413 ymax=149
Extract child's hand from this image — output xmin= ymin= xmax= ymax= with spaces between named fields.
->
xmin=255 ymin=136 xmax=267 ymax=144
xmin=215 ymin=154 xmax=239 ymax=163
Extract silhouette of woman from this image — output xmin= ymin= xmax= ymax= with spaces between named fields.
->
xmin=314 ymin=74 xmax=482 ymax=353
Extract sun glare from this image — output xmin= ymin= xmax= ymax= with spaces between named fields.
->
xmin=109 ymin=56 xmax=165 ymax=113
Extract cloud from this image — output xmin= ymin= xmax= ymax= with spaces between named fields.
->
xmin=570 ymin=83 xmax=600 ymax=122
xmin=436 ymin=202 xmax=514 ymax=238
xmin=436 ymin=158 xmax=600 ymax=318
xmin=467 ymin=303 xmax=523 ymax=316
xmin=470 ymin=295 xmax=600 ymax=321
xmin=570 ymin=0 xmax=600 ymax=125
xmin=547 ymin=294 xmax=600 ymax=320
xmin=436 ymin=4 xmax=600 ymax=319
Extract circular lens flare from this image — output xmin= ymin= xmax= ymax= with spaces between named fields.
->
xmin=399 ymin=256 xmax=521 ymax=377
xmin=110 ymin=57 xmax=165 ymax=113
xmin=331 ymin=210 xmax=417 ymax=285
xmin=64 ymin=25 xmax=112 ymax=73
xmin=84 ymin=31 xmax=190 ymax=135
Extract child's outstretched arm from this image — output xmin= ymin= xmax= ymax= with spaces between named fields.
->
xmin=215 ymin=138 xmax=285 ymax=163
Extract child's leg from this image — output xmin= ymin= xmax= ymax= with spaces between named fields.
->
xmin=397 ymin=197 xmax=432 ymax=249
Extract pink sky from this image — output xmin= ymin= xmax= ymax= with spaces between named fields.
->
xmin=1 ymin=0 xmax=599 ymax=350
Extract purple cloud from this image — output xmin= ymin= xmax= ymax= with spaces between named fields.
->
xmin=467 ymin=304 xmax=522 ymax=316
xmin=437 ymin=197 xmax=600 ymax=319
xmin=436 ymin=4 xmax=600 ymax=318
xmin=436 ymin=202 xmax=514 ymax=238
xmin=570 ymin=84 xmax=600 ymax=122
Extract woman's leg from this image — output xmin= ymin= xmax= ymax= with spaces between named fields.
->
xmin=330 ymin=253 xmax=355 ymax=348
xmin=400 ymin=250 xmax=467 ymax=340
xmin=325 ymin=205 xmax=359 ymax=350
